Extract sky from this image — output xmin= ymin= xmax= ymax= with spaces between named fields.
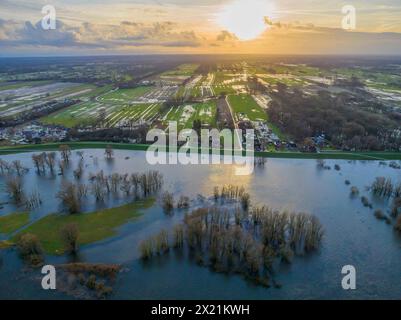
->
xmin=1 ymin=0 xmax=401 ymax=56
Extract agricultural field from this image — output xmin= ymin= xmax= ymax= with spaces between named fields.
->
xmin=105 ymin=103 xmax=161 ymax=127
xmin=162 ymin=100 xmax=217 ymax=130
xmin=41 ymin=86 xmax=160 ymax=127
xmin=0 ymin=81 xmax=96 ymax=118
xmin=227 ymin=94 xmax=267 ymax=122
xmin=41 ymin=101 xmax=105 ymax=127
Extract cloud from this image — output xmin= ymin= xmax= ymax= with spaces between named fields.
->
xmin=216 ymin=30 xmax=237 ymax=41
xmin=1 ymin=16 xmax=401 ymax=54
xmin=0 ymin=19 xmax=202 ymax=49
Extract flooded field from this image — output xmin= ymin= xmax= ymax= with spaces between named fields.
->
xmin=0 ymin=149 xmax=400 ymax=299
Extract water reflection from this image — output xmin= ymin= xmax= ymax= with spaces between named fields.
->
xmin=0 ymin=149 xmax=400 ymax=299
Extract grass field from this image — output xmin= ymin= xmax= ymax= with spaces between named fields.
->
xmin=41 ymin=101 xmax=103 ymax=127
xmin=0 ymin=212 xmax=30 ymax=235
xmin=228 ymin=94 xmax=267 ymax=122
xmin=12 ymin=198 xmax=155 ymax=255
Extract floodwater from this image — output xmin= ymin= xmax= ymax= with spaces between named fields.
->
xmin=0 ymin=149 xmax=400 ymax=299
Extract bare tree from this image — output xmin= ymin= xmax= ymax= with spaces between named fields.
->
xmin=45 ymin=152 xmax=56 ymax=173
xmin=6 ymin=177 xmax=25 ymax=204
xmin=12 ymin=160 xmax=27 ymax=176
xmin=59 ymin=145 xmax=71 ymax=163
xmin=61 ymin=223 xmax=79 ymax=254
xmin=105 ymin=144 xmax=114 ymax=159
xmin=57 ymin=181 xmax=81 ymax=214
xmin=73 ymin=160 xmax=84 ymax=180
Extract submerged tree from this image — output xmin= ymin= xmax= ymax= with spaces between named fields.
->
xmin=6 ymin=176 xmax=25 ymax=204
xmin=61 ymin=223 xmax=80 ymax=254
xmin=140 ymin=201 xmax=324 ymax=287
xmin=59 ymin=145 xmax=71 ymax=163
xmin=12 ymin=160 xmax=28 ymax=176
xmin=45 ymin=152 xmax=57 ymax=173
xmin=105 ymin=145 xmax=114 ymax=159
xmin=57 ymin=181 xmax=81 ymax=214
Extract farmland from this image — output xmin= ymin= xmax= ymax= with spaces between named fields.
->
xmin=163 ymin=100 xmax=217 ymax=130
xmin=228 ymin=94 xmax=267 ymax=122
xmin=0 ymin=55 xmax=400 ymax=153
xmin=0 ymin=81 xmax=97 ymax=119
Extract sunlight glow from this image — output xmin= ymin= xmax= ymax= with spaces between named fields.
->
xmin=216 ymin=0 xmax=273 ymax=41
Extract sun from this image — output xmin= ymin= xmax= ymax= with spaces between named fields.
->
xmin=216 ymin=0 xmax=273 ymax=41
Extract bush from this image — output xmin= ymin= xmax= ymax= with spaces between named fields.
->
xmin=350 ymin=186 xmax=359 ymax=195
xmin=361 ymin=196 xmax=371 ymax=208
xmin=86 ymin=274 xmax=97 ymax=290
xmin=17 ymin=233 xmax=44 ymax=266
xmin=374 ymin=209 xmax=385 ymax=220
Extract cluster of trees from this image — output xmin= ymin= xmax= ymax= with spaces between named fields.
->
xmin=30 ymin=145 xmax=72 ymax=176
xmin=267 ymin=88 xmax=401 ymax=151
xmin=68 ymin=126 xmax=150 ymax=143
xmin=57 ymin=168 xmax=163 ymax=214
xmin=0 ymin=159 xmax=41 ymax=209
xmin=15 ymin=227 xmax=115 ymax=298
xmin=140 ymin=202 xmax=323 ymax=287
xmin=0 ymin=159 xmax=28 ymax=176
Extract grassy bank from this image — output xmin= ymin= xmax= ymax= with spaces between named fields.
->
xmin=0 ymin=212 xmax=30 ymax=235
xmin=0 ymin=142 xmax=400 ymax=160
xmin=12 ymin=198 xmax=155 ymax=255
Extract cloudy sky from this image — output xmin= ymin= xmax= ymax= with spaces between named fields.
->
xmin=1 ymin=0 xmax=401 ymax=56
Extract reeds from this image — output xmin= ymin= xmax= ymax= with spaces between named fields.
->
xmin=25 ymin=190 xmax=42 ymax=210
xmin=371 ymin=177 xmax=394 ymax=197
xmin=161 ymin=192 xmax=174 ymax=213
xmin=139 ymin=238 xmax=153 ymax=260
